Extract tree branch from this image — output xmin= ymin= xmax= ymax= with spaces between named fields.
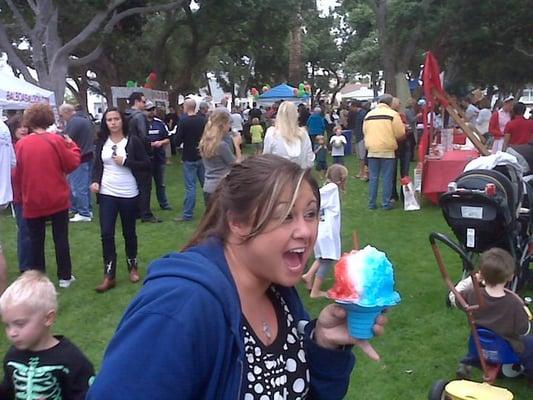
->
xmin=69 ymin=45 xmax=104 ymax=67
xmin=54 ymin=0 xmax=128 ymax=61
xmin=0 ymin=23 xmax=37 ymax=84
xmin=102 ymin=1 xmax=184 ymax=34
xmin=58 ymin=0 xmax=183 ymax=67
xmin=65 ymin=80 xmax=80 ymax=99
xmin=4 ymin=0 xmax=32 ymax=36
xmin=26 ymin=0 xmax=38 ymax=13
xmin=513 ymin=42 xmax=533 ymax=59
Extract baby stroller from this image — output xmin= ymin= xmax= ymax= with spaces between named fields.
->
xmin=427 ymin=232 xmax=529 ymax=399
xmin=438 ymin=157 xmax=533 ymax=292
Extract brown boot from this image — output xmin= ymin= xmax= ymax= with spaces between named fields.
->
xmin=95 ymin=276 xmax=116 ymax=293
xmin=127 ymin=258 xmax=140 ymax=283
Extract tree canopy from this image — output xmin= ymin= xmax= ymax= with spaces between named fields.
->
xmin=0 ymin=0 xmax=531 ymax=106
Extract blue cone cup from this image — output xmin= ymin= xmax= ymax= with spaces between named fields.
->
xmin=341 ymin=303 xmax=385 ymax=340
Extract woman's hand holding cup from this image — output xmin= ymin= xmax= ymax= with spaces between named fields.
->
xmin=314 ymin=304 xmax=388 ymax=361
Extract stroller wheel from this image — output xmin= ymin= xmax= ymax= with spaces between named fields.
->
xmin=428 ymin=379 xmax=449 ymax=400
xmin=501 ymin=363 xmax=524 ymax=378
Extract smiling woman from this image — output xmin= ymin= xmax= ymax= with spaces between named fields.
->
xmin=87 ymin=154 xmax=388 ymax=400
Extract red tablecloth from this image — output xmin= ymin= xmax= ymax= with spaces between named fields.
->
xmin=422 ymin=150 xmax=479 ymax=204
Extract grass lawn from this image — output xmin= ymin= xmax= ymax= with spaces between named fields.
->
xmin=1 ymin=153 xmax=531 ymax=399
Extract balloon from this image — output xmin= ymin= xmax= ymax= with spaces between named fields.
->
xmin=126 ymin=80 xmax=137 ymax=88
xmin=262 ymin=85 xmax=270 ymax=93
xmin=298 ymin=83 xmax=305 ymax=91
xmin=251 ymin=87 xmax=259 ymax=96
xmin=147 ymin=72 xmax=157 ymax=82
xmin=304 ymin=84 xmax=311 ymax=94
xmin=293 ymin=88 xmax=298 ymax=96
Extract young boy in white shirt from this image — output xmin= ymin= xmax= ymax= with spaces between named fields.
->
xmin=329 ymin=126 xmax=347 ymax=165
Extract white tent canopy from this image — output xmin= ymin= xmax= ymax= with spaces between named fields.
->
xmin=0 ymin=71 xmax=56 ymax=110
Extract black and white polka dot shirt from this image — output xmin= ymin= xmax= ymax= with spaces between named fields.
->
xmin=242 ymin=287 xmax=309 ymax=400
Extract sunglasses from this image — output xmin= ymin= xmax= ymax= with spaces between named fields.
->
xmin=112 ymin=144 xmax=117 ymax=157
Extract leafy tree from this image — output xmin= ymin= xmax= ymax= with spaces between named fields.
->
xmin=0 ymin=0 xmax=182 ymax=103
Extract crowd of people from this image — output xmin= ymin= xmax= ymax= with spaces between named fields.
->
xmin=0 ymin=89 xmax=532 ymax=398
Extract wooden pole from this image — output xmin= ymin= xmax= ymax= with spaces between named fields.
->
xmin=431 ymin=88 xmax=489 ymax=156
xmin=352 ymin=231 xmax=360 ymax=251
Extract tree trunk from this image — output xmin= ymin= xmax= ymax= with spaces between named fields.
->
xmin=371 ymin=71 xmax=381 ymax=99
xmin=78 ymin=76 xmax=89 ymax=113
xmin=375 ymin=0 xmax=396 ymax=95
xmin=288 ymin=12 xmax=303 ymax=85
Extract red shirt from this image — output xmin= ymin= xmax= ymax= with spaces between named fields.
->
xmin=14 ymin=132 xmax=80 ymax=218
xmin=505 ymin=116 xmax=533 ymax=145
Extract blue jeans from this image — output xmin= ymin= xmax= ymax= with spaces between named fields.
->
xmin=14 ymin=203 xmax=32 ymax=272
xmin=152 ymin=160 xmax=169 ymax=208
xmin=182 ymin=160 xmax=205 ymax=220
xmin=368 ymin=157 xmax=395 ymax=209
xmin=98 ymin=194 xmax=138 ymax=278
xmin=68 ymin=160 xmax=92 ymax=217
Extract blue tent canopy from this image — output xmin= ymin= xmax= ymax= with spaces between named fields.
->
xmin=258 ymin=83 xmax=309 ymax=101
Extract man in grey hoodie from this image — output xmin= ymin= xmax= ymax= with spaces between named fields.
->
xmin=124 ymin=92 xmax=161 ymax=223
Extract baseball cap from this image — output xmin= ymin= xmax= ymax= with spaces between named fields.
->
xmin=145 ymin=100 xmax=155 ymax=110
xmin=503 ymin=95 xmax=515 ymax=103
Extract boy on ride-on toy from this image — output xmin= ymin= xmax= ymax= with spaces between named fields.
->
xmin=449 ymin=248 xmax=533 ymax=386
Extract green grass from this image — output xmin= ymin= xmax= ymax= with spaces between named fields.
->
xmin=1 ymin=153 xmax=531 ymax=399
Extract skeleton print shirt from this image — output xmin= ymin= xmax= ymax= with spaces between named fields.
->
xmin=0 ymin=336 xmax=95 ymax=400
xmin=242 ymin=287 xmax=310 ymax=400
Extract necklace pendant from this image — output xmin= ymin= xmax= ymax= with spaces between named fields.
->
xmin=262 ymin=320 xmax=272 ymax=341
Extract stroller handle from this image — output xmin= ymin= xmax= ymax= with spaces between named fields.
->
xmin=428 ymin=232 xmax=474 ymax=270
xmin=428 ymin=232 xmax=482 ymax=312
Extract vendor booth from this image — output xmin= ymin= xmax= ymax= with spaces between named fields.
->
xmin=110 ymin=86 xmax=169 ymax=110
xmin=256 ymin=83 xmax=310 ymax=106
xmin=418 ymin=52 xmax=489 ymax=204
xmin=0 ymin=71 xmax=56 ymax=110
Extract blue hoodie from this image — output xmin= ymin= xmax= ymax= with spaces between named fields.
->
xmin=307 ymin=113 xmax=326 ymax=136
xmin=87 ymin=238 xmax=356 ymax=399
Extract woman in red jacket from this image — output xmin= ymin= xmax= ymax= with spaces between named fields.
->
xmin=14 ymin=104 xmax=80 ymax=288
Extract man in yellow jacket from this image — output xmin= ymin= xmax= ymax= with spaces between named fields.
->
xmin=363 ymin=94 xmax=405 ymax=210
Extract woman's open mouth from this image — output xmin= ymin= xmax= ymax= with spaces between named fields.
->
xmin=283 ymin=247 xmax=306 ymax=272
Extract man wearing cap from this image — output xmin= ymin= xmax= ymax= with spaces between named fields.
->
xmin=363 ymin=94 xmax=405 ymax=210
xmin=503 ymin=102 xmax=533 ymax=149
xmin=146 ymin=101 xmax=172 ymax=210
xmin=124 ymin=92 xmax=161 ymax=223
xmin=489 ymin=96 xmax=514 ymax=153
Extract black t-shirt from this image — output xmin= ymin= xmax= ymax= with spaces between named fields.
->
xmin=175 ymin=114 xmax=207 ymax=162
xmin=242 ymin=287 xmax=309 ymax=399
xmin=1 ymin=336 xmax=95 ymax=400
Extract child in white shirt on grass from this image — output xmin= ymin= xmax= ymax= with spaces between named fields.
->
xmin=302 ymin=164 xmax=348 ymax=298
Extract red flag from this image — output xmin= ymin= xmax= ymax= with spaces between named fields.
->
xmin=418 ymin=51 xmax=447 ymax=162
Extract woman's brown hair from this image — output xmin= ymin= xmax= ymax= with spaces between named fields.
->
xmin=184 ymin=154 xmax=320 ymax=249
xmin=22 ymin=103 xmax=55 ymax=131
